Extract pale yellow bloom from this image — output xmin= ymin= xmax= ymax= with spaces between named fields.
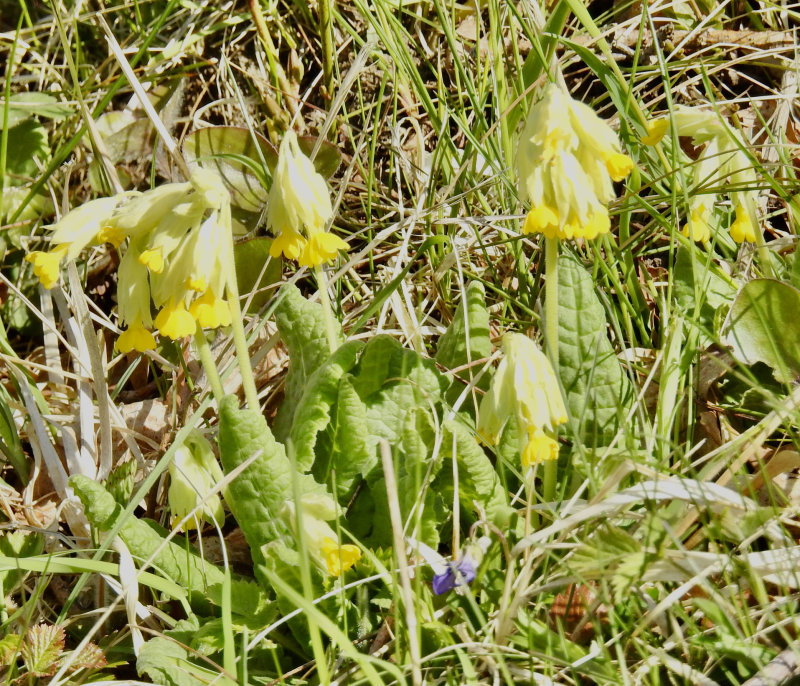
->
xmin=282 ymin=494 xmax=362 ymax=576
xmin=641 ymin=118 xmax=669 ymax=146
xmin=189 ymin=289 xmax=232 ymax=329
xmin=478 ymin=333 xmax=567 ymax=466
xmin=267 ymin=130 xmax=347 ymax=265
xmin=681 ymin=204 xmax=712 ymax=244
xmin=729 ymin=202 xmax=757 ymax=244
xmin=116 ymin=323 xmax=156 ymax=353
xmin=25 ymin=245 xmax=69 ymax=289
xmin=155 ymin=300 xmax=196 ymax=340
xmin=518 ymin=84 xmax=633 ymax=241
xmin=117 ymin=246 xmax=155 ymax=347
xmin=168 ymin=430 xmax=225 ymax=531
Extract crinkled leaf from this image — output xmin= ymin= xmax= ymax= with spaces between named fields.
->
xmin=558 ymin=254 xmax=634 ymax=444
xmin=435 ymin=281 xmax=492 ymax=403
xmin=445 ymin=419 xmax=513 ymax=527
xmin=313 ymin=373 xmax=374 ymax=500
xmin=70 ymin=474 xmax=270 ymax=618
xmin=273 ymin=284 xmax=344 ymax=439
xmin=61 ymin=642 xmax=107 ymax=673
xmin=290 ymin=341 xmax=364 ymax=472
xmin=138 ymin=636 xmax=215 ymax=686
xmin=724 ymin=278 xmax=800 ymax=384
xmin=21 ymin=624 xmax=65 ymax=677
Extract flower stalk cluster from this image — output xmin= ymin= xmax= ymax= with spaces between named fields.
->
xmin=643 ymin=106 xmax=760 ymax=244
xmin=477 ymin=333 xmax=567 ymax=468
xmin=517 ymin=83 xmax=634 ymax=242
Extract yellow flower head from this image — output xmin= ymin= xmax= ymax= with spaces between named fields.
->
xmin=267 ymin=131 xmax=347 ymax=265
xmin=477 ymin=333 xmax=567 ymax=465
xmin=168 ymin=430 xmax=225 ymax=531
xmin=670 ymin=108 xmax=760 ymax=244
xmin=282 ymin=494 xmax=361 ymax=576
xmin=518 ymin=84 xmax=633 ymax=241
xmin=521 ymin=428 xmax=560 ymax=467
xmin=116 ymin=247 xmax=155 ymax=346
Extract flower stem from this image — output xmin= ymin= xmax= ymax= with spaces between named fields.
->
xmin=542 ymin=236 xmax=560 ymax=506
xmin=193 ymin=324 xmax=225 ymax=404
xmin=314 ymin=265 xmax=339 ymax=354
xmin=226 ymin=265 xmax=260 ymax=412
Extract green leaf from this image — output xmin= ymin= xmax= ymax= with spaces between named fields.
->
xmin=233 ymin=237 xmax=282 ymax=314
xmin=217 ymin=395 xmax=293 ymax=566
xmin=4 ymin=120 xmax=49 ymax=184
xmin=0 ymin=92 xmax=72 ymax=128
xmin=21 ymin=624 xmax=65 ymax=678
xmin=672 ymin=245 xmax=737 ymax=341
xmin=445 ymin=419 xmax=513 ymax=527
xmin=273 ymin=284 xmax=344 ymax=440
xmin=70 ymin=474 xmax=270 ymax=618
xmin=314 ymin=374 xmax=374 ymax=500
xmin=138 ymin=636 xmax=217 ymax=686
xmin=724 ymin=278 xmax=800 ymax=383
xmin=435 ymin=282 xmax=492 ymax=406
xmin=289 ymin=341 xmax=364 ymax=472
xmin=557 ymin=254 xmax=634 ymax=444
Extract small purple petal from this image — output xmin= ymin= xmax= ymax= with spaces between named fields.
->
xmin=432 ymin=558 xmax=477 ymax=595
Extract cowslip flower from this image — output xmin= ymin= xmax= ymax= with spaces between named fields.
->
xmin=168 ymin=430 xmax=225 ymax=531
xmin=282 ymin=493 xmax=361 ymax=577
xmin=517 ymin=83 xmax=633 ymax=241
xmin=267 ymin=130 xmax=348 ymax=267
xmin=644 ymin=107 xmax=759 ymax=244
xmin=25 ymin=196 xmax=124 ymax=290
xmin=478 ymin=333 xmax=567 ymax=466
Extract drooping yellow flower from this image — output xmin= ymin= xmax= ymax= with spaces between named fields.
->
xmin=168 ymin=430 xmax=225 ymax=531
xmin=155 ymin=300 xmax=196 ymax=340
xmin=282 ymin=494 xmax=361 ymax=577
xmin=320 ymin=537 xmax=362 ymax=577
xmin=681 ymin=204 xmax=712 ymax=244
xmin=478 ymin=333 xmax=567 ymax=467
xmin=518 ymin=84 xmax=633 ymax=241
xmin=640 ymin=118 xmax=669 ymax=146
xmin=298 ymin=232 xmax=350 ymax=268
xmin=267 ymin=130 xmax=347 ymax=266
xmin=666 ymin=107 xmax=760 ymax=244
xmin=25 ymin=245 xmax=69 ymax=289
xmin=117 ymin=323 xmax=157 ymax=354
xmin=189 ymin=289 xmax=232 ymax=329
xmin=521 ymin=428 xmax=560 ymax=467
xmin=25 ymin=196 xmax=123 ymax=289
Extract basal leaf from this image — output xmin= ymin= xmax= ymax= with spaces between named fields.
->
xmin=289 ymin=341 xmax=364 ymax=472
xmin=70 ymin=474 xmax=270 ymax=618
xmin=138 ymin=636 xmax=215 ymax=686
xmin=445 ymin=419 xmax=513 ymax=527
xmin=558 ymin=254 xmax=634 ymax=444
xmin=273 ymin=284 xmax=344 ymax=440
xmin=4 ymin=120 xmax=49 ymax=183
xmin=234 ymin=237 xmax=282 ymax=315
xmin=313 ymin=373 xmax=374 ymax=500
xmin=724 ymin=278 xmax=800 ymax=383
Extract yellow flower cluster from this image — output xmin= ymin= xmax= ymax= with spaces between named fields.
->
xmin=517 ymin=84 xmax=634 ymax=241
xmin=477 ymin=333 xmax=567 ymax=468
xmin=283 ymin=494 xmax=361 ymax=577
xmin=26 ymin=169 xmax=236 ymax=353
xmin=643 ymin=107 xmax=759 ymax=244
xmin=267 ymin=131 xmax=348 ymax=268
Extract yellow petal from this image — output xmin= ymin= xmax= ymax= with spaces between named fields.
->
xmin=25 ymin=245 xmax=69 ymax=289
xmin=139 ymin=247 xmax=164 ymax=273
xmin=729 ymin=203 xmax=757 ymax=243
xmin=269 ymin=230 xmax=307 ymax=260
xmin=605 ymin=152 xmax=634 ymax=182
xmin=521 ymin=429 xmax=559 ymax=467
xmin=321 ymin=537 xmax=361 ymax=576
xmin=116 ymin=324 xmax=157 ymax=353
xmin=189 ymin=290 xmax=232 ymax=329
xmin=641 ymin=119 xmax=668 ymax=146
xmin=682 ymin=206 xmax=712 ymax=243
xmin=522 ymin=204 xmax=559 ymax=236
xmin=155 ymin=301 xmax=196 ymax=339
xmin=298 ymin=232 xmax=348 ymax=267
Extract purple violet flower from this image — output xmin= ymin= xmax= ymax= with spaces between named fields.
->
xmin=432 ymin=554 xmax=478 ymax=595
